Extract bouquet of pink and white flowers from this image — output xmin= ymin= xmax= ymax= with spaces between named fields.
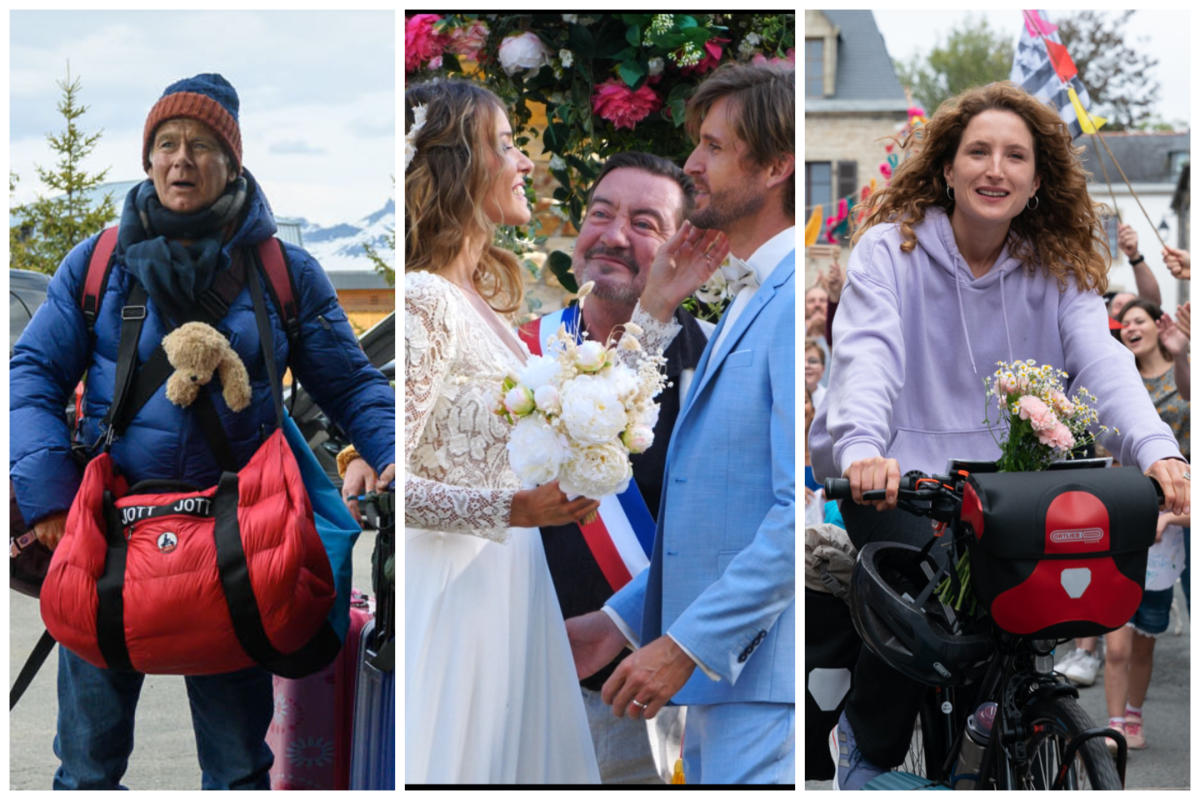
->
xmin=940 ymin=360 xmax=1115 ymax=612
xmin=984 ymin=359 xmax=1114 ymax=472
xmin=497 ymin=287 xmax=667 ymax=499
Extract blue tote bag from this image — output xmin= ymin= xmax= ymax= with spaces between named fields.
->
xmin=282 ymin=411 xmax=361 ymax=641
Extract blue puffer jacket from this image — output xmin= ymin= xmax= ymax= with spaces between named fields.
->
xmin=10 ymin=178 xmax=395 ymax=526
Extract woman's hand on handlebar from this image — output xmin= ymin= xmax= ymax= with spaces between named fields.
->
xmin=510 ymin=480 xmax=601 ymax=527
xmin=1146 ymin=458 xmax=1190 ymax=516
xmin=844 ymin=456 xmax=901 ymax=511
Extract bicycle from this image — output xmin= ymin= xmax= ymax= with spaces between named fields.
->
xmin=825 ymin=459 xmax=1162 ymax=789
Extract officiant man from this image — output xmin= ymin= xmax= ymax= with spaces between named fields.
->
xmin=522 ymin=152 xmax=710 ymax=783
xmin=567 ymin=62 xmax=796 ymax=784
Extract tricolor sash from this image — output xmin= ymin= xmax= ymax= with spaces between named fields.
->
xmin=518 ymin=306 xmax=655 ymax=590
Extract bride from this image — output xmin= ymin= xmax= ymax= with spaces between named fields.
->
xmin=404 ymin=79 xmax=602 ymax=784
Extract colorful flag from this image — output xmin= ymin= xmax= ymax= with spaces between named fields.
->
xmin=1010 ymin=9 xmax=1097 ymax=139
xmin=805 ymin=205 xmax=823 ymax=247
xmin=1067 ymin=85 xmax=1106 ymax=135
xmin=1022 ymin=9 xmax=1057 ymax=38
xmin=1044 ymin=40 xmax=1077 ymax=82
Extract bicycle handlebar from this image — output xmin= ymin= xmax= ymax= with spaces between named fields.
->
xmin=823 ymin=474 xmax=937 ymax=503
xmin=823 ymin=473 xmax=1165 ymax=508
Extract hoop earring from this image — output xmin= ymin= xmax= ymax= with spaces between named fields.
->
xmin=1027 ymin=194 xmax=1040 ymax=211
xmin=945 ymin=185 xmax=955 ymax=202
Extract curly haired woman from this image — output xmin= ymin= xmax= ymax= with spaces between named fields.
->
xmin=809 ymin=81 xmax=1188 ymax=788
xmin=403 ymin=79 xmax=600 ymax=784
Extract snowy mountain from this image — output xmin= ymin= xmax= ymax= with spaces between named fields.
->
xmin=297 ymin=198 xmax=394 ymax=272
xmin=28 ymin=180 xmax=394 ymax=276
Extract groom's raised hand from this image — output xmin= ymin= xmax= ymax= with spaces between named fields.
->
xmin=601 ymin=635 xmax=696 ymax=721
xmin=565 ymin=610 xmax=628 ymax=680
xmin=638 ymin=221 xmax=730 ymax=323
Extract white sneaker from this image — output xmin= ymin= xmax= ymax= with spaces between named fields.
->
xmin=1064 ymin=649 xmax=1102 ymax=686
xmin=1054 ymin=647 xmax=1082 ymax=674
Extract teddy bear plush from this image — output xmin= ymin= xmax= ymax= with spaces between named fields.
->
xmin=161 ymin=322 xmax=252 ymax=411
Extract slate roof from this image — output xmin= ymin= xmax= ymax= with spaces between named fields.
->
xmin=807 ymin=10 xmax=908 ymax=112
xmin=1077 ymin=131 xmax=1189 ymax=185
xmin=326 ymin=270 xmax=393 ymax=291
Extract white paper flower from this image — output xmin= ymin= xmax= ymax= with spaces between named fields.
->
xmin=507 ymin=415 xmax=569 ymax=487
xmin=503 ymin=385 xmax=535 ymax=417
xmin=647 ymin=57 xmax=665 ymax=77
xmin=607 ymin=363 xmax=639 ymax=402
xmin=559 ymin=49 xmax=574 ymax=69
xmin=575 ymin=340 xmax=609 ymax=373
xmin=621 ymin=424 xmax=655 ymax=454
xmin=405 ymin=104 xmax=428 ymax=172
xmin=534 ymin=384 xmax=561 ymax=415
xmin=559 ymin=440 xmax=633 ymax=499
xmin=634 ymin=403 xmax=660 ymax=431
xmin=560 ymin=375 xmax=627 ymax=444
xmin=498 ymin=32 xmax=552 ymax=76
xmin=518 ymin=354 xmax=562 ymax=391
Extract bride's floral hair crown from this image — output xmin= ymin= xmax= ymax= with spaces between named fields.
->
xmin=405 ymin=104 xmax=428 ymax=172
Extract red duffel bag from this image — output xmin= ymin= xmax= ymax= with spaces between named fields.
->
xmin=40 ymin=427 xmax=338 ymax=677
xmin=39 ymin=254 xmax=339 ymax=678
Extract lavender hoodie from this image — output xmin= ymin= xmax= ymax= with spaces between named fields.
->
xmin=809 ymin=206 xmax=1182 ymax=481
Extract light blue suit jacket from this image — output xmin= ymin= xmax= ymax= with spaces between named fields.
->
xmin=608 ymin=249 xmax=796 ymax=706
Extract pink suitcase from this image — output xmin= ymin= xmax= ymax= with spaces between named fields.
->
xmin=268 ymin=592 xmax=372 ymax=789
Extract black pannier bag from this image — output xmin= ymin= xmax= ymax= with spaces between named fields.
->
xmin=960 ymin=466 xmax=1159 ymax=638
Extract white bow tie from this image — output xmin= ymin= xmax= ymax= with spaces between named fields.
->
xmin=721 ymin=257 xmax=760 ymax=294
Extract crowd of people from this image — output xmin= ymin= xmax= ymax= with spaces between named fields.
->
xmin=804 ymin=80 xmax=1190 ymax=788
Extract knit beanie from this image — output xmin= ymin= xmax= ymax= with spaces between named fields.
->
xmin=143 ymin=73 xmax=242 ymax=173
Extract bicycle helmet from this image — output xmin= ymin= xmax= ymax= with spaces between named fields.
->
xmin=850 ymin=542 xmax=992 ymax=686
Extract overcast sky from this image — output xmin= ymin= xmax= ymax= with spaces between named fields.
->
xmin=872 ymin=8 xmax=1190 ymax=127
xmin=10 ymin=10 xmax=395 ymax=227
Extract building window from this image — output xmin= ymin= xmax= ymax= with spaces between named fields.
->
xmin=836 ymin=161 xmax=858 ymax=205
xmin=806 ymin=38 xmax=824 ymax=97
xmin=806 ymin=161 xmax=832 ymax=221
xmin=1168 ymin=150 xmax=1189 ymax=181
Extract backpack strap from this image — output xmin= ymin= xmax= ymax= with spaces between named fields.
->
xmin=77 ymin=231 xmax=293 ymax=339
xmin=9 ymin=629 xmax=56 ymax=710
xmin=79 ymin=227 xmax=120 ymax=334
xmin=255 ymin=238 xmax=299 ymax=348
xmin=98 ymin=283 xmax=151 ymax=448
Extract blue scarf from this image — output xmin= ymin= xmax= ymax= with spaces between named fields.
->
xmin=117 ymin=175 xmax=248 ymax=325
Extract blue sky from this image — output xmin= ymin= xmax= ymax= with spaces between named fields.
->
xmin=10 ymin=10 xmax=395 ymax=226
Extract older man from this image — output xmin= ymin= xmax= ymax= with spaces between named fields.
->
xmin=567 ymin=62 xmax=796 ymax=784
xmin=10 ymin=73 xmax=394 ymax=789
xmin=523 ymin=151 xmax=710 ymax=783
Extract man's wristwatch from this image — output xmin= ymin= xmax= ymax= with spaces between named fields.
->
xmin=1129 ymin=253 xmax=1146 ymax=266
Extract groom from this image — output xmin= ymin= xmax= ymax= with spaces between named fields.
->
xmin=567 ymin=62 xmax=796 ymax=784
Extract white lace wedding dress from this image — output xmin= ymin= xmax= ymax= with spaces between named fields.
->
xmin=404 ymin=270 xmax=600 ymax=784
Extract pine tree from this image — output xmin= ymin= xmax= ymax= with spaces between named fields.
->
xmin=10 ymin=66 xmax=116 ymax=275
xmin=362 ymin=227 xmax=396 ymax=288
xmin=362 ymin=177 xmax=395 ymax=287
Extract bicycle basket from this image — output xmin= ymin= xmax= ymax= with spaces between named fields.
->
xmin=850 ymin=542 xmax=992 ymax=687
xmin=961 ymin=466 xmax=1158 ymax=638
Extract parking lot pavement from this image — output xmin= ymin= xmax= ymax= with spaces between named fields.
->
xmin=9 ymin=529 xmax=377 ymax=790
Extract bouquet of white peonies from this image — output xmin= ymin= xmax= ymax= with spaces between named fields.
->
xmin=497 ymin=287 xmax=667 ymax=500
